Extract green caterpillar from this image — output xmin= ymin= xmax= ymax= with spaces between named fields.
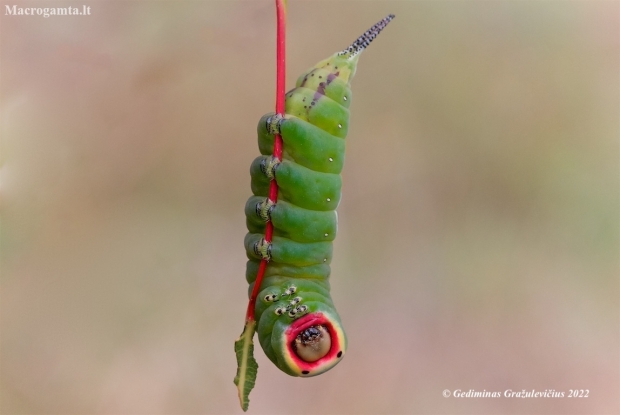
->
xmin=244 ymin=15 xmax=394 ymax=377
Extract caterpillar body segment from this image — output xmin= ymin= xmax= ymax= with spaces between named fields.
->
xmin=245 ymin=197 xmax=338 ymax=243
xmin=284 ymin=89 xmax=350 ymax=138
xmin=245 ymin=260 xmax=331 ymax=284
xmin=257 ymin=114 xmax=346 ymax=174
xmin=245 ymin=233 xmax=333 ymax=267
xmin=250 ymin=157 xmax=342 ymax=211
xmin=243 ymin=15 xmax=394 ymax=377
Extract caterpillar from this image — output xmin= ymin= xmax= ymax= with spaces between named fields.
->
xmin=244 ymin=14 xmax=395 ymax=377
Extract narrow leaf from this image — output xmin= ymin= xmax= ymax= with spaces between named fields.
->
xmin=233 ymin=320 xmax=258 ymax=412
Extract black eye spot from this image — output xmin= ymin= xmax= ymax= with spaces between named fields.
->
xmin=302 ymin=371 xmax=309 ymax=375
xmin=337 ymin=351 xmax=342 ymax=358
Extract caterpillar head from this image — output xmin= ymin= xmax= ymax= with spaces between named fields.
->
xmin=271 ymin=310 xmax=347 ymax=377
xmin=293 ymin=325 xmax=332 ymax=363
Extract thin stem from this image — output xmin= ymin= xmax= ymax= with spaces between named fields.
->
xmin=246 ymin=0 xmax=286 ymax=322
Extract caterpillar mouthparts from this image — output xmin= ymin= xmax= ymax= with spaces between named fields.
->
xmin=293 ymin=325 xmax=332 ymax=363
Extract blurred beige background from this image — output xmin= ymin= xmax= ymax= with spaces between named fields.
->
xmin=1 ymin=1 xmax=618 ymax=414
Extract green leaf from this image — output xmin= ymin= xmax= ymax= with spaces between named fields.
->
xmin=234 ymin=320 xmax=258 ymax=412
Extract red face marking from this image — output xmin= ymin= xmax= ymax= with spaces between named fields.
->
xmin=285 ymin=312 xmax=341 ymax=372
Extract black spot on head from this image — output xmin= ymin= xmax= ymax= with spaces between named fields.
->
xmin=319 ymin=76 xmax=322 ymax=79
xmin=311 ymin=73 xmax=314 ymax=77
xmin=302 ymin=370 xmax=309 ymax=375
xmin=337 ymin=351 xmax=343 ymax=358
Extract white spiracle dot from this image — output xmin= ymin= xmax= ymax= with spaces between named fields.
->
xmin=326 ymin=198 xmax=331 ymax=202
xmin=338 ymin=124 xmax=342 ymax=129
xmin=343 ymin=96 xmax=347 ymax=101
xmin=329 ymin=157 xmax=333 ymax=162
xmin=324 ymin=233 xmax=328 ymax=237
xmin=323 ymin=258 xmax=327 ymax=262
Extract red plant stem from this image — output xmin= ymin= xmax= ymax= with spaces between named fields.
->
xmin=246 ymin=0 xmax=286 ymax=322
